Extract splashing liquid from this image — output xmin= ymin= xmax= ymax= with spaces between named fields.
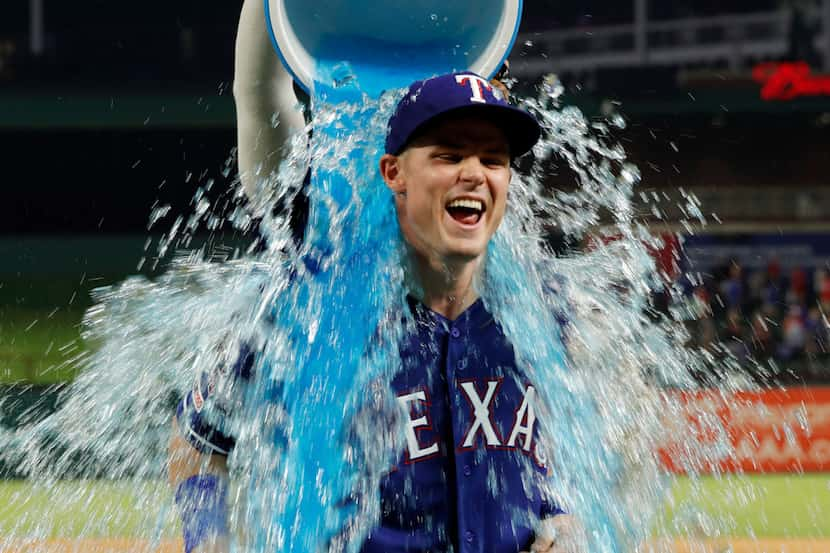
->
xmin=238 ymin=50 xmax=416 ymax=552
xmin=0 ymin=36 xmax=764 ymax=553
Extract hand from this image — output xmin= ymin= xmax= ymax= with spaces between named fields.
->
xmin=490 ymin=60 xmax=511 ymax=101
xmin=521 ymin=514 xmax=586 ymax=553
xmin=490 ymin=77 xmax=511 ymax=101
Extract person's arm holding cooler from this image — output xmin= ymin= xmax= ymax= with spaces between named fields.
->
xmin=234 ymin=0 xmax=305 ymax=206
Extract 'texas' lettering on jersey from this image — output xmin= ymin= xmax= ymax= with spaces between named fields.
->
xmin=397 ymin=379 xmax=546 ymax=467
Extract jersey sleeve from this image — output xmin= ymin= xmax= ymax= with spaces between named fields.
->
xmin=176 ymin=342 xmax=256 ymax=456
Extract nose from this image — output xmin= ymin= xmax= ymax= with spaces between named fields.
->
xmin=458 ymin=156 xmax=486 ymax=187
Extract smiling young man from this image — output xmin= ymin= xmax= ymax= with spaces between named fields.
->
xmin=168 ymin=2 xmax=582 ymax=551
xmin=369 ymin=73 xmax=583 ymax=553
xmin=380 ymin=115 xmax=510 ymax=319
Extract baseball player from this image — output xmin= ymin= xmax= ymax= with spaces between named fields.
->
xmin=167 ymin=1 xmax=584 ymax=552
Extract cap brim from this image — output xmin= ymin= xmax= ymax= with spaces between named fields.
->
xmin=461 ymin=104 xmax=541 ymax=158
xmin=404 ymin=103 xmax=541 ymax=158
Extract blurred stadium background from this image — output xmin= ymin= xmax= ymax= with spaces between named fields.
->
xmin=1 ymin=0 xmax=830 ymax=551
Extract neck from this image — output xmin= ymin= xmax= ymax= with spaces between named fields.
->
xmin=410 ymin=251 xmax=482 ymax=321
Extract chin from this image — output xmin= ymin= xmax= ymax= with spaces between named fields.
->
xmin=442 ymin=240 xmax=489 ymax=262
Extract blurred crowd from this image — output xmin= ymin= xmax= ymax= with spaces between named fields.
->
xmin=685 ymin=260 xmax=830 ymax=380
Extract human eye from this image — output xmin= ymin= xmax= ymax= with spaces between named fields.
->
xmin=435 ymin=151 xmax=462 ymax=162
xmin=483 ymin=155 xmax=510 ymax=167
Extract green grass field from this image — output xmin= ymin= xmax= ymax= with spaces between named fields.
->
xmin=0 ymin=308 xmax=86 ymax=384
xmin=0 ymin=475 xmax=827 ymax=539
xmin=662 ymin=474 xmax=830 ymax=538
xmin=0 ymin=480 xmax=178 ymax=539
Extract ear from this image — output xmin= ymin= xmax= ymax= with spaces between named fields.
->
xmin=379 ymin=154 xmax=405 ymax=194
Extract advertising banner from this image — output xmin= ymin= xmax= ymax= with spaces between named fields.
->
xmin=682 ymin=233 xmax=830 ymax=273
xmin=659 ymin=388 xmax=830 ymax=474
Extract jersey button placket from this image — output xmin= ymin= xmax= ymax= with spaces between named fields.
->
xmin=448 ymin=321 xmax=476 ymax=551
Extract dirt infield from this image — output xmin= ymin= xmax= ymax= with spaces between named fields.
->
xmin=3 ymin=539 xmax=830 ymax=553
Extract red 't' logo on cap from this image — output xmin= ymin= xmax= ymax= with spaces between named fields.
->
xmin=455 ymin=74 xmax=492 ymax=104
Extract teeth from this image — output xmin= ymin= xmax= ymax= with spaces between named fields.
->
xmin=447 ymin=199 xmax=483 ymax=212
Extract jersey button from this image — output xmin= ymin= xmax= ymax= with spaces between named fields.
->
xmin=463 ymin=464 xmax=472 ymax=477
xmin=465 ymin=530 xmax=475 ymax=543
xmin=450 ymin=327 xmax=461 ymax=339
xmin=456 ymin=359 xmax=466 ymax=371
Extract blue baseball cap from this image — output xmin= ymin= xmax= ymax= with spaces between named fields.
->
xmin=385 ymin=72 xmax=541 ymax=157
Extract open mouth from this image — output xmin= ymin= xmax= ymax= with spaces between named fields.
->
xmin=445 ymin=198 xmax=485 ymax=226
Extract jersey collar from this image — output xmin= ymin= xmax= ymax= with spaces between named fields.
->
xmin=407 ymin=295 xmax=494 ymax=332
